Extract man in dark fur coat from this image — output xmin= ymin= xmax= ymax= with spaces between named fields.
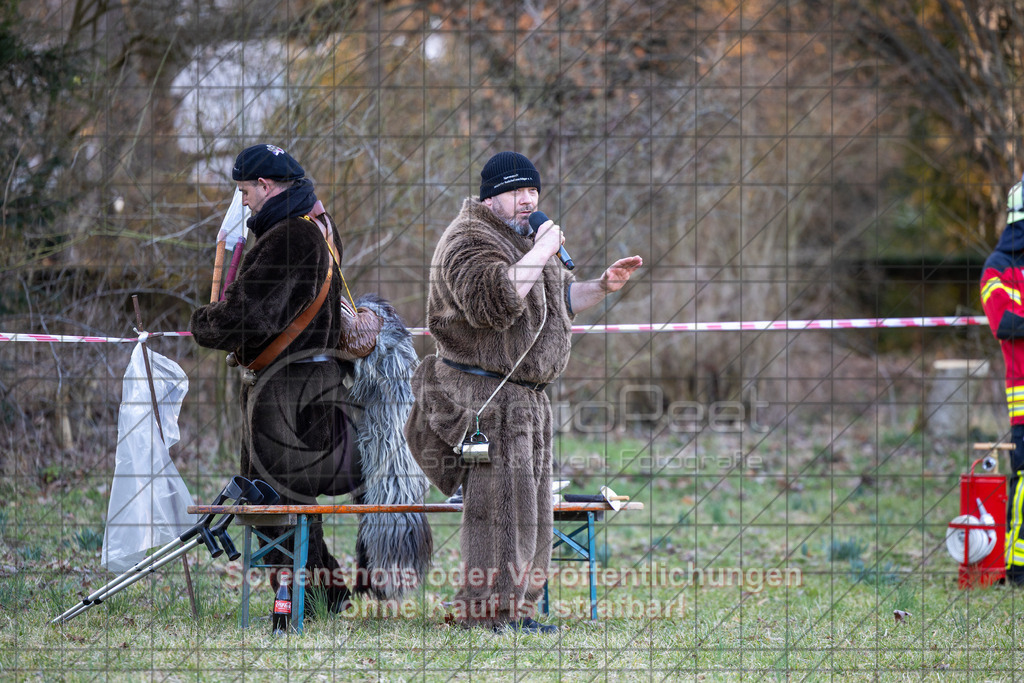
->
xmin=405 ymin=151 xmax=642 ymax=632
xmin=191 ymin=144 xmax=376 ymax=611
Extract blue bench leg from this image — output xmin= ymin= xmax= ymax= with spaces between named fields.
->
xmin=241 ymin=525 xmax=253 ymax=628
xmin=587 ymin=512 xmax=597 ymax=620
xmin=237 ymin=518 xmax=310 ymax=633
xmin=545 ymin=512 xmax=600 ymax=621
xmin=293 ymin=514 xmax=309 ymax=634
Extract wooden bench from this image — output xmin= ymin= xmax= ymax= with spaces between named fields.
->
xmin=187 ymin=501 xmax=644 ymax=632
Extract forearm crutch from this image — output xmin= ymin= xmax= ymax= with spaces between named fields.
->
xmin=51 ymin=476 xmax=265 ymax=625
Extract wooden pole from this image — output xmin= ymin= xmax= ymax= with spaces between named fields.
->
xmin=210 ymin=240 xmax=227 ymax=303
xmin=131 ymin=295 xmax=198 ymax=619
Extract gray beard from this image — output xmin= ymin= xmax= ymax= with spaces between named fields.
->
xmin=510 ymin=220 xmax=532 ymax=237
xmin=487 ymin=203 xmax=533 ymax=236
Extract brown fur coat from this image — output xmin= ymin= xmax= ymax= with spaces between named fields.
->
xmin=405 ymin=197 xmax=575 ymax=627
xmin=191 ymin=209 xmax=360 ymax=608
xmin=191 ymin=215 xmax=344 ymax=365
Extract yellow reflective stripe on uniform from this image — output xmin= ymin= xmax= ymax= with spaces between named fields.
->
xmin=1006 ymin=387 xmax=1024 ymax=419
xmin=982 ymin=278 xmax=1022 ymax=305
xmin=1011 ymin=540 xmax=1024 ymax=564
xmin=981 ymin=278 xmax=999 ymax=302
xmin=981 ymin=278 xmax=1010 ymax=303
xmin=1008 ymin=476 xmax=1024 ymax=567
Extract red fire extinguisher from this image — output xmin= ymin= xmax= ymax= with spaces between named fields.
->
xmin=946 ymin=455 xmax=1006 ymax=589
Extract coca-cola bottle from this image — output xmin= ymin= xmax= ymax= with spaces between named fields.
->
xmin=272 ymin=582 xmax=291 ymax=635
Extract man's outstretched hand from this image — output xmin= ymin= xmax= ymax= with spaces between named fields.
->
xmin=600 ymin=256 xmax=643 ymax=293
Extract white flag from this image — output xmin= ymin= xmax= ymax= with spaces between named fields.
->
xmin=101 ymin=344 xmax=196 ymax=572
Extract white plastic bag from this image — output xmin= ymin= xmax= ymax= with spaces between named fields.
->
xmin=216 ymin=187 xmax=251 ymax=246
xmin=101 ymin=343 xmax=196 ymax=572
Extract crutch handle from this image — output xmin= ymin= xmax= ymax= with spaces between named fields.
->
xmin=210 ymin=513 xmax=240 ymax=561
xmin=198 ymin=525 xmax=222 ymax=558
xmin=214 ymin=527 xmax=239 ymax=561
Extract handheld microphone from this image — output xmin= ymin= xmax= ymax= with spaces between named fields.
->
xmin=528 ymin=211 xmax=575 ymax=270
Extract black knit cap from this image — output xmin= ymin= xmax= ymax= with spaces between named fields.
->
xmin=479 ymin=151 xmax=541 ymax=200
xmin=231 ymin=144 xmax=305 ymax=182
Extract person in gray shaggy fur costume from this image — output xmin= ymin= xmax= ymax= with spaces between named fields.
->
xmin=405 ymin=151 xmax=642 ymax=632
xmin=348 ymin=293 xmax=433 ymax=600
xmin=191 ymin=145 xmax=370 ymax=611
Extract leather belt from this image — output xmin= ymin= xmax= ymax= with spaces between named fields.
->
xmin=232 ymin=353 xmax=334 ymax=386
xmin=441 ymin=358 xmax=549 ymax=392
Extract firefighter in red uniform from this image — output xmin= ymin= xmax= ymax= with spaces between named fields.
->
xmin=981 ymin=179 xmax=1024 ymax=584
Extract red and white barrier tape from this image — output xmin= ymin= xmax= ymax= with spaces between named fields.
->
xmin=1 ymin=316 xmax=987 ymax=344
xmin=410 ymin=316 xmax=988 ymax=336
xmin=0 ymin=331 xmax=194 ymax=344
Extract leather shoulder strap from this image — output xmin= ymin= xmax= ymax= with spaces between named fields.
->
xmin=305 ymin=202 xmax=340 ymax=266
xmin=245 ymin=215 xmax=335 ymax=372
xmin=246 ymin=266 xmax=332 ymax=372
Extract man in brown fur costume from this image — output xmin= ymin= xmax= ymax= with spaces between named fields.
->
xmin=405 ymin=151 xmax=642 ymax=632
xmin=191 ymin=144 xmax=375 ymax=612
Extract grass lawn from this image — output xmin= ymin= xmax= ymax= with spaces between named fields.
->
xmin=2 ymin=413 xmax=1021 ymax=681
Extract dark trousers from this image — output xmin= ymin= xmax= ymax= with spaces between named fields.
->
xmin=1007 ymin=425 xmax=1024 ymax=582
xmin=239 ymin=359 xmax=362 ymax=604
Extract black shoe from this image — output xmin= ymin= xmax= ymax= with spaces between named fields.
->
xmin=328 ymin=585 xmax=353 ymax=614
xmin=446 ymin=486 xmax=463 ymax=505
xmin=499 ymin=617 xmax=558 ymax=634
xmin=1006 ymin=568 xmax=1024 ymax=586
